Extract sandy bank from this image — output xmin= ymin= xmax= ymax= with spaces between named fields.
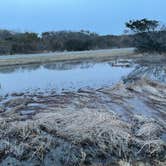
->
xmin=0 ymin=48 xmax=136 ymax=67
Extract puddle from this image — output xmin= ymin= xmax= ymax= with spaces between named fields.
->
xmin=0 ymin=60 xmax=134 ymax=95
xmin=161 ymin=133 xmax=166 ymax=142
xmin=0 ymin=59 xmax=166 ymax=96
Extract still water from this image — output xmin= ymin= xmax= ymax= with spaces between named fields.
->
xmin=0 ymin=60 xmax=134 ymax=94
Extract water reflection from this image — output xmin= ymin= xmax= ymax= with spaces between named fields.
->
xmin=43 ymin=61 xmax=95 ymax=71
xmin=1 ymin=59 xmax=165 ymax=95
xmin=0 ymin=60 xmax=134 ymax=94
xmin=0 ymin=64 xmax=41 ymax=74
xmin=0 ymin=59 xmax=134 ymax=74
xmin=0 ymin=61 xmax=96 ymax=74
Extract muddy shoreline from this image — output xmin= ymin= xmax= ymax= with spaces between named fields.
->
xmin=0 ymin=53 xmax=166 ymax=166
xmin=0 ymin=79 xmax=166 ymax=165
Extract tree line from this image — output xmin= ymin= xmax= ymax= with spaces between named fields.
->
xmin=0 ymin=30 xmax=134 ymax=55
xmin=0 ymin=19 xmax=165 ymax=55
xmin=125 ymin=19 xmax=166 ymax=53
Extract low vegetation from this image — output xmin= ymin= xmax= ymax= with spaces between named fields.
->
xmin=0 ymin=77 xmax=165 ymax=165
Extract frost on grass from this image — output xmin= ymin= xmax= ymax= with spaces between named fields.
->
xmin=0 ymin=78 xmax=165 ymax=166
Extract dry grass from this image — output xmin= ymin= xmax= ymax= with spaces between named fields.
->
xmin=0 ymin=48 xmax=135 ymax=67
xmin=0 ymin=78 xmax=166 ymax=165
xmin=0 ymin=107 xmax=165 ymax=165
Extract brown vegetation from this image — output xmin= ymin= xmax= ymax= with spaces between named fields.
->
xmin=0 ymin=77 xmax=165 ymax=165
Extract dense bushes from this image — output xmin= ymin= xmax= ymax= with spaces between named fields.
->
xmin=134 ymin=31 xmax=166 ymax=53
xmin=0 ymin=19 xmax=165 ymax=55
xmin=0 ymin=30 xmax=134 ymax=55
xmin=126 ymin=19 xmax=166 ymax=53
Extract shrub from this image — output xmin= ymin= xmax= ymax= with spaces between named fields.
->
xmin=126 ymin=19 xmax=166 ymax=53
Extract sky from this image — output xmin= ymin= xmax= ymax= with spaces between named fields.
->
xmin=0 ymin=0 xmax=166 ymax=35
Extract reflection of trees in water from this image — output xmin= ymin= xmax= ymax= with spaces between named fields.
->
xmin=0 ymin=59 xmax=135 ymax=74
xmin=43 ymin=61 xmax=95 ymax=71
xmin=0 ymin=66 xmax=18 ymax=73
xmin=44 ymin=59 xmax=135 ymax=71
xmin=0 ymin=61 xmax=97 ymax=74
xmin=126 ymin=65 xmax=166 ymax=83
xmin=0 ymin=64 xmax=41 ymax=74
xmin=20 ymin=64 xmax=41 ymax=71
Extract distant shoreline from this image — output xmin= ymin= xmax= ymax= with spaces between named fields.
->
xmin=0 ymin=48 xmax=136 ymax=67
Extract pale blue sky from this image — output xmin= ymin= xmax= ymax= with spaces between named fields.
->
xmin=0 ymin=0 xmax=165 ymax=34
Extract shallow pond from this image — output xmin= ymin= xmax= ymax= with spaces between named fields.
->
xmin=0 ymin=60 xmax=134 ymax=95
xmin=1 ymin=59 xmax=166 ymax=95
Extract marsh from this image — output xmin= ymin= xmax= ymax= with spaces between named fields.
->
xmin=0 ymin=50 xmax=165 ymax=166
